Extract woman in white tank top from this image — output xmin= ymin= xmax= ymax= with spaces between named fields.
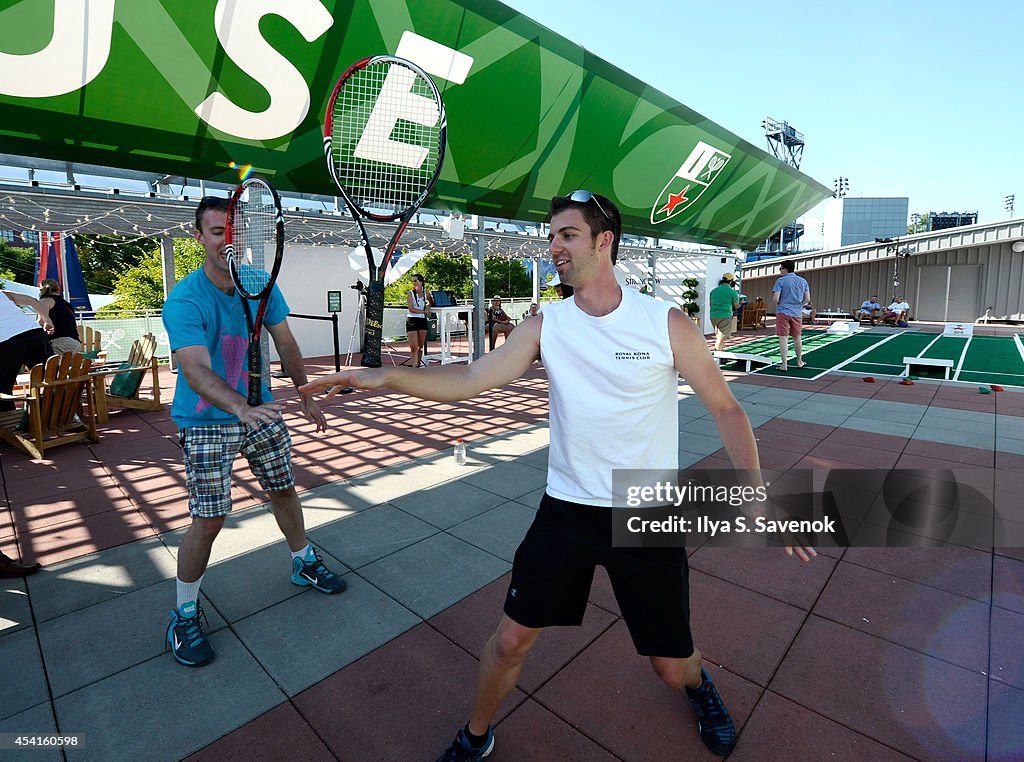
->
xmin=405 ymin=273 xmax=433 ymax=369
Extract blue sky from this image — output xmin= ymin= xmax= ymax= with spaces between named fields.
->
xmin=507 ymin=0 xmax=1023 ymax=247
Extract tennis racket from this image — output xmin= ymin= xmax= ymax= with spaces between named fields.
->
xmin=323 ymin=55 xmax=447 ymax=367
xmin=225 ymin=177 xmax=284 ymax=406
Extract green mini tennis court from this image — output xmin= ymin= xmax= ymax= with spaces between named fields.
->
xmin=716 ymin=330 xmax=1024 ymax=388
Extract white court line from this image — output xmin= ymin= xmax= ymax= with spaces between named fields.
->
xmin=951 ymin=335 xmax=973 ymax=382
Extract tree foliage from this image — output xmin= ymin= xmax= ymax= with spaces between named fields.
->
xmin=381 ymin=252 xmax=532 ymax=305
xmin=74 ymin=234 xmax=158 ymax=292
xmin=0 ymin=240 xmax=37 ymax=286
xmin=100 ymin=238 xmax=205 ymax=315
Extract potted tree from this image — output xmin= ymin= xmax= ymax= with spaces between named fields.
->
xmin=681 ymin=278 xmax=701 ymax=317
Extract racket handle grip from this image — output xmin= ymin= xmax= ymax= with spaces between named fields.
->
xmin=247 ymin=343 xmax=263 ymax=406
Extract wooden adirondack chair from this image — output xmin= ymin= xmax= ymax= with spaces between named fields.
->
xmin=0 ymin=353 xmax=99 ymax=458
xmin=738 ymin=302 xmax=767 ymax=330
xmin=91 ymin=333 xmax=163 ymax=422
xmin=80 ymin=324 xmax=106 ymax=363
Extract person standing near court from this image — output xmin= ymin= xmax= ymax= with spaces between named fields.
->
xmin=301 ymin=190 xmax=815 ymax=760
xmin=37 ymin=279 xmax=82 ymax=354
xmin=771 ymin=260 xmax=810 ymax=372
xmin=405 ymin=273 xmax=433 ymax=368
xmin=160 ymin=196 xmax=345 ymax=668
xmin=0 ymin=289 xmax=53 ymax=413
xmin=709 ymin=272 xmax=740 ymax=351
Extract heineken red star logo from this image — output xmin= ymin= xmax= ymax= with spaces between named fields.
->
xmin=657 ymin=186 xmax=690 ymax=216
xmin=651 ymin=141 xmax=732 ymax=225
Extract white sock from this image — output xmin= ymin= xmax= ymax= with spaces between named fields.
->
xmin=291 ymin=544 xmax=311 ymax=562
xmin=176 ymin=575 xmax=204 ymax=610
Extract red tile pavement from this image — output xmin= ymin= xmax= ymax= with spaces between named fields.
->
xmin=729 ymin=691 xmax=914 ymax=762
xmin=770 ymin=616 xmax=987 ymax=761
xmin=184 ymin=702 xmax=334 ymax=762
xmin=4 ymin=341 xmax=1023 ymax=760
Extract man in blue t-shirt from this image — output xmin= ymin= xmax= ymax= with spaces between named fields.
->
xmin=770 ymin=260 xmax=811 ymax=372
xmin=160 ymin=196 xmax=344 ymax=669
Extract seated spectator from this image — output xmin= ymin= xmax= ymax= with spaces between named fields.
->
xmin=802 ymin=301 xmax=817 ymax=324
xmin=38 ymin=279 xmax=83 ymax=354
xmin=882 ymin=296 xmax=911 ymax=325
xmin=522 ymin=302 xmax=540 ymax=320
xmin=486 ymin=296 xmax=515 ymax=350
xmin=857 ymin=295 xmax=882 ymax=325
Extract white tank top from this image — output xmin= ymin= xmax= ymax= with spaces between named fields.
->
xmin=540 ymin=286 xmax=678 ymax=506
xmin=406 ymin=291 xmax=426 ymax=319
xmin=0 ymin=293 xmax=42 ymax=343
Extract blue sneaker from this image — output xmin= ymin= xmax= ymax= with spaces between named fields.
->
xmin=686 ymin=668 xmax=736 ymax=756
xmin=436 ymin=726 xmax=494 ymax=761
xmin=166 ymin=600 xmax=213 ymax=667
xmin=291 ymin=548 xmax=347 ymax=594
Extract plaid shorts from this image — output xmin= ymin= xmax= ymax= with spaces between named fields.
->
xmin=179 ymin=418 xmax=294 ymax=518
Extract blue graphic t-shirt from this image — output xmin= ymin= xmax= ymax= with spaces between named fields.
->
xmin=162 ymin=267 xmax=289 ymax=428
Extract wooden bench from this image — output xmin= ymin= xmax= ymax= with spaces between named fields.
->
xmin=903 ymin=357 xmax=953 ymax=380
xmin=713 ymin=351 xmax=773 ymax=373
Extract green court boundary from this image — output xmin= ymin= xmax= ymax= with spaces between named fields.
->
xmin=739 ymin=329 xmax=1024 ymax=388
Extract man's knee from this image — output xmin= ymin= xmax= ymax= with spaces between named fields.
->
xmin=650 ymin=648 xmax=702 ymax=689
xmin=491 ymin=618 xmax=541 ymax=665
xmin=188 ymin=515 xmax=226 ymax=543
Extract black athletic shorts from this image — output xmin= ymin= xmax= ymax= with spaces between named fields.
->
xmin=504 ymin=493 xmax=694 ymax=658
xmin=405 ymin=317 xmax=428 ymax=332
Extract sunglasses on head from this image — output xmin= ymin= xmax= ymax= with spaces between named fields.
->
xmin=564 ymin=189 xmax=611 ymax=221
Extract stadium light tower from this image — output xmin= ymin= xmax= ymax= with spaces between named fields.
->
xmin=762 ymin=117 xmax=806 ymax=253
xmin=1005 ymin=194 xmax=1016 ymax=217
xmin=833 ymin=177 xmax=849 ymax=198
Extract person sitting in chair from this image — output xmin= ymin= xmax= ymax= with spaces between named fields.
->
xmin=522 ymin=303 xmax=540 ymax=320
xmin=802 ymin=301 xmax=817 ymax=324
xmin=857 ymin=296 xmax=881 ymax=325
xmin=486 ymin=296 xmax=515 ymax=350
xmin=882 ymin=297 xmax=910 ymax=325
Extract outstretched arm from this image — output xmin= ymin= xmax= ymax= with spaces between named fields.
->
xmin=301 ymin=313 xmax=542 ymax=401
xmin=668 ymin=308 xmax=816 ymax=562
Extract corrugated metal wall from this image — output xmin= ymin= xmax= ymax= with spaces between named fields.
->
xmin=740 ymin=241 xmax=1023 ymax=322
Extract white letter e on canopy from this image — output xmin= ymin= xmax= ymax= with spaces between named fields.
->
xmin=194 ymin=0 xmax=332 ymax=142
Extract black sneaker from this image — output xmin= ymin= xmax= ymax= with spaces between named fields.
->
xmin=166 ymin=600 xmax=214 ymax=667
xmin=686 ymin=668 xmax=736 ymax=756
xmin=436 ymin=726 xmax=494 ymax=762
xmin=291 ymin=548 xmax=347 ymax=594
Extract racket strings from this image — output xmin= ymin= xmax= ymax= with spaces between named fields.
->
xmin=232 ymin=188 xmax=277 ymax=298
xmin=331 ymin=60 xmax=443 ymax=217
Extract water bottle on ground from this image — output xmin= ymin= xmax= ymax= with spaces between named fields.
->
xmin=454 ymin=439 xmax=467 ymax=465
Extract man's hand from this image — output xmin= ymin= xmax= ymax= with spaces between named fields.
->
xmin=300 ymin=394 xmax=328 ymax=432
xmin=299 ymin=368 xmax=386 ymax=398
xmin=784 ymin=545 xmax=817 ymax=562
xmin=235 ymin=401 xmax=284 ymax=428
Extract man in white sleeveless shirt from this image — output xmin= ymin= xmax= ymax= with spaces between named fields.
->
xmin=302 ymin=191 xmax=816 ymax=760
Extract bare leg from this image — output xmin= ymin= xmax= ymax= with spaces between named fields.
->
xmin=268 ymin=487 xmax=307 ymax=553
xmin=777 ymin=336 xmax=789 ymax=370
xmin=466 ymin=615 xmax=543 ymax=735
xmin=793 ymin=332 xmax=804 ymax=367
xmin=649 ymin=646 xmax=703 ymax=689
xmin=408 ymin=331 xmax=422 ymax=368
xmin=416 ymin=329 xmax=427 ymax=366
xmin=177 ymin=516 xmax=225 ymax=582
